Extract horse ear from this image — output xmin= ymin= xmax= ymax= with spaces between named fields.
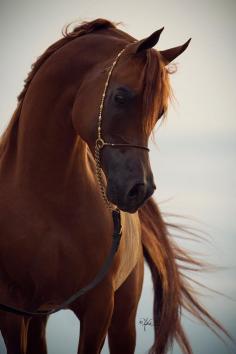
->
xmin=132 ymin=27 xmax=164 ymax=53
xmin=160 ymin=38 xmax=191 ymax=64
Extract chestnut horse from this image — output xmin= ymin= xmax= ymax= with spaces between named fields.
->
xmin=0 ymin=19 xmax=226 ymax=354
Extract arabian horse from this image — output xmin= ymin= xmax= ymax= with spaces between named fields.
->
xmin=0 ymin=19 xmax=226 ymax=354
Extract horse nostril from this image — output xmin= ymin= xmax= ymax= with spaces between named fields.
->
xmin=128 ymin=183 xmax=145 ymax=199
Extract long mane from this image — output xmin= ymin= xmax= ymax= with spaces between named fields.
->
xmin=140 ymin=198 xmax=230 ymax=354
xmin=143 ymin=49 xmax=171 ymax=134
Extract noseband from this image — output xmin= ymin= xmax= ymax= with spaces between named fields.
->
xmin=95 ymin=46 xmax=149 ymax=211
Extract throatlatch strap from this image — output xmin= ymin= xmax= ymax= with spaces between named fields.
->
xmin=0 ymin=210 xmax=122 ymax=317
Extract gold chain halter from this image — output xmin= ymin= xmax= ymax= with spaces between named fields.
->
xmin=94 ymin=46 xmax=150 ymax=212
xmin=95 ymin=47 xmax=126 ymax=211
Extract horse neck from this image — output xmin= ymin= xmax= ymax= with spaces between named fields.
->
xmin=3 ymin=34 xmax=126 ymax=200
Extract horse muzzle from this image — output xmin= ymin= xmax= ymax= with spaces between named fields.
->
xmin=107 ymin=178 xmax=156 ymax=213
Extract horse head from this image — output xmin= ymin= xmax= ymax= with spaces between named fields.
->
xmin=72 ymin=29 xmax=190 ymax=213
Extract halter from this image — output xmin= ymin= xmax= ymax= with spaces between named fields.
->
xmin=95 ymin=46 xmax=150 ymax=211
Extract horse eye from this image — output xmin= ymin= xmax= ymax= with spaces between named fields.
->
xmin=114 ymin=94 xmax=126 ymax=104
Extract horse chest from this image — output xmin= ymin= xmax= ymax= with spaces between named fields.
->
xmin=113 ymin=212 xmax=141 ymax=290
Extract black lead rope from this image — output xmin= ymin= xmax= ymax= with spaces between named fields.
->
xmin=0 ymin=210 xmax=122 ymax=317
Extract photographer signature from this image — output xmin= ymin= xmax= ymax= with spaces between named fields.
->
xmin=139 ymin=317 xmax=153 ymax=331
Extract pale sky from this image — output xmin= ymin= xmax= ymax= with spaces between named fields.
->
xmin=0 ymin=0 xmax=236 ymax=353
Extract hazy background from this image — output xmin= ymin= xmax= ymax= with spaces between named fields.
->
xmin=0 ymin=0 xmax=235 ymax=353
